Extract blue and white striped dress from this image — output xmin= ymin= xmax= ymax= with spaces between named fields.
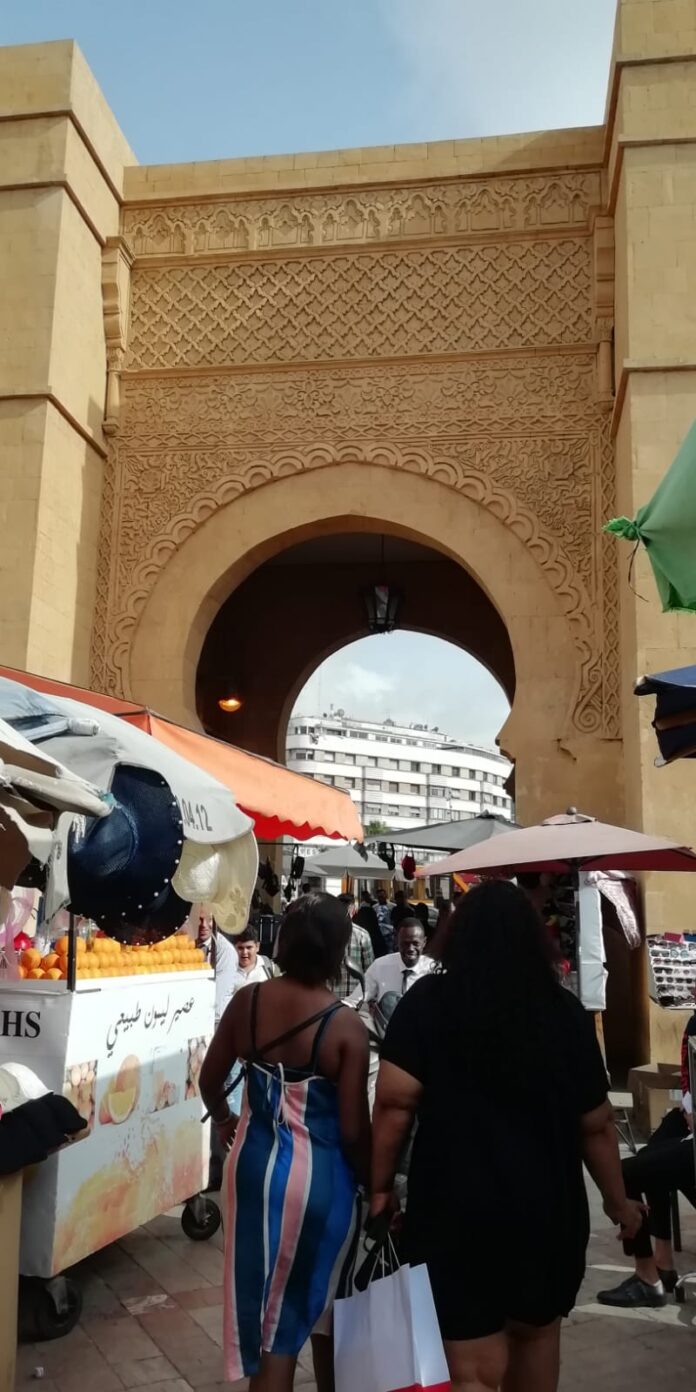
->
xmin=222 ymin=1004 xmax=360 ymax=1381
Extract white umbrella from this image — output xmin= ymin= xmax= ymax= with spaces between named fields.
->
xmin=0 ymin=715 xmax=110 ymax=894
xmin=303 ymin=844 xmax=394 ymax=881
xmin=0 ymin=678 xmax=252 ymax=845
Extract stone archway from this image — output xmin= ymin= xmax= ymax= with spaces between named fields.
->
xmin=196 ymin=527 xmax=516 ymax=765
xmin=123 ymin=461 xmax=622 ymax=824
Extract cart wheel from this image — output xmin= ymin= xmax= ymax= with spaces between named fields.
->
xmin=181 ymin=1196 xmax=221 ymax=1242
xmin=18 ymin=1276 xmax=82 ymax=1342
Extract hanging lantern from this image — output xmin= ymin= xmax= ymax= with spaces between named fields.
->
xmin=363 ymin=583 xmax=402 ymax=634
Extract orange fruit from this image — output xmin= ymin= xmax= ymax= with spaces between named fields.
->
xmin=54 ymin=936 xmax=70 ymax=956
xmin=107 ymin=1087 xmax=136 ymax=1124
xmin=75 ymin=938 xmax=87 ymax=955
xmin=28 ymin=968 xmax=45 ymax=979
xmin=17 ymin=965 xmax=27 ymax=979
xmin=45 ymin=967 xmax=62 ymax=980
xmin=41 ymin=952 xmax=59 ymax=971
xmin=21 ymin=948 xmax=41 ymax=971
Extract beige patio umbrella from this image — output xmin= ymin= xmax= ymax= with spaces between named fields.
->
xmin=415 ymin=811 xmax=696 ymax=878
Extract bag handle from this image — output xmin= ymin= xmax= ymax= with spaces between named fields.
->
xmin=352 ymin=1219 xmax=401 ymax=1293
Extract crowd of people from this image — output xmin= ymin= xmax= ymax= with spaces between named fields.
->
xmin=199 ymin=883 xmax=694 ymax=1392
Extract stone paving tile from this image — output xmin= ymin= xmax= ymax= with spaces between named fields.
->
xmin=135 ymin=1382 xmax=193 ymax=1392
xmin=187 ymin=1303 xmax=223 ymax=1347
xmin=89 ymin=1242 xmax=169 ymax=1302
xmin=176 ymin=1288 xmax=224 ymax=1310
xmin=137 ymin=1306 xmax=225 ymax=1386
xmin=15 ymin=1326 xmax=124 ymax=1392
xmin=111 ymin=1353 xmax=181 ymax=1387
xmin=82 ymin=1313 xmax=160 ymax=1364
xmin=119 ymin=1232 xmax=214 ymax=1294
xmin=49 ymin=1361 xmax=124 ymax=1392
xmin=15 ymin=1188 xmax=696 ymax=1392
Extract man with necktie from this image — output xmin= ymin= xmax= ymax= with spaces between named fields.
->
xmin=346 ymin=918 xmax=431 ymax=1117
xmin=346 ymin=918 xmax=430 ymax=1007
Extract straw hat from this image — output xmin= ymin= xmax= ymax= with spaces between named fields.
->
xmin=173 ymin=830 xmax=259 ymax=934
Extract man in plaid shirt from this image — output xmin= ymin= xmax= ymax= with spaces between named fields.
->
xmin=334 ymin=892 xmax=374 ymax=1000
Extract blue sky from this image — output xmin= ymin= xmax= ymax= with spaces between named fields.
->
xmin=2 ymin=1 xmax=617 ymax=745
xmin=2 ymin=1 xmax=617 ymax=165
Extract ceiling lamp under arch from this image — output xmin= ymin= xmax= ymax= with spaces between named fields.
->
xmin=363 ymin=536 xmax=403 ymax=634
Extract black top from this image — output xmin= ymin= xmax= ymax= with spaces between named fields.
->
xmin=381 ymin=973 xmax=608 ymax=1300
xmin=355 ymin=904 xmax=388 ymax=958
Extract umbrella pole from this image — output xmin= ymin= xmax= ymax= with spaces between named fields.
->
xmin=67 ymin=913 xmax=77 ymax=993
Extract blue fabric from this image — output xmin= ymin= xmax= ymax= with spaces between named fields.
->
xmin=224 ymin=1058 xmax=358 ymax=1379
xmin=636 ymin=665 xmax=696 ymax=763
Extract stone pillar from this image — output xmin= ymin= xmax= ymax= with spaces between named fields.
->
xmin=610 ymin=0 xmax=696 ymax=1059
xmin=0 ymin=41 xmax=135 ymax=682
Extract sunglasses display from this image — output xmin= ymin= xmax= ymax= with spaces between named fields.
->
xmin=647 ymin=934 xmax=696 ymax=1009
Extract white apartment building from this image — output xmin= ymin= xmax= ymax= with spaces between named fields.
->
xmin=286 ymin=711 xmax=513 ymax=834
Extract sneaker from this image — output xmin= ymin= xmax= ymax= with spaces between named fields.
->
xmin=597 ymin=1275 xmax=666 ymax=1308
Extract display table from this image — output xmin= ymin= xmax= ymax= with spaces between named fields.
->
xmin=0 ymin=971 xmax=214 ymax=1277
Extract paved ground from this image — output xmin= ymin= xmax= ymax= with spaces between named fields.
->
xmin=15 ymin=1181 xmax=696 ymax=1391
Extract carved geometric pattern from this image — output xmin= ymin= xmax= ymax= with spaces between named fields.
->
xmin=599 ymin=416 xmax=621 ymax=740
xmin=123 ymin=171 xmax=601 ymax=258
xmin=120 ymin=354 xmax=597 ymax=446
xmin=126 ymin=238 xmax=593 ymax=370
xmin=100 ymin=441 xmax=596 ymax=714
xmin=91 ymin=350 xmax=616 ymax=738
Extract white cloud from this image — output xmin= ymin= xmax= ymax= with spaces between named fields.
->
xmin=334 ymin=662 xmax=397 ymax=703
xmin=293 ymin=634 xmax=510 ymax=748
xmin=378 ymin=0 xmax=616 ymax=137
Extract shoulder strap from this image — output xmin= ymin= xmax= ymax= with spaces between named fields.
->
xmin=309 ymin=1002 xmax=343 ymax=1071
xmin=251 ymin=1001 xmax=341 ymax=1062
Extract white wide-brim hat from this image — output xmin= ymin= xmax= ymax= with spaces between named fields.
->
xmin=173 ymin=829 xmax=259 ymax=934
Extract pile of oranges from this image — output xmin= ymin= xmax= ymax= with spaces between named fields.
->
xmin=17 ymin=933 xmax=208 ymax=982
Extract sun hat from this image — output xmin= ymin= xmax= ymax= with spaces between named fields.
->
xmin=68 ymin=764 xmax=185 ymax=932
xmin=172 ymin=829 xmax=259 ymax=935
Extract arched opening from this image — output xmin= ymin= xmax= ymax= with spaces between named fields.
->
xmin=196 ymin=530 xmax=516 ymax=770
xmin=127 ymin=461 xmax=600 ymax=823
xmin=287 ymin=631 xmax=513 ymax=834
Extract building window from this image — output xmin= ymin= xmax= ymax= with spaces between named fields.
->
xmin=411 ymin=762 xmax=421 ymax=773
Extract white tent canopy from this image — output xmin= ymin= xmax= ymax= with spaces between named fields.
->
xmin=303 ymin=844 xmax=394 ymax=881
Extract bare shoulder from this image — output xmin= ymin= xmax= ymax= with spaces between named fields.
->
xmin=330 ymin=1002 xmax=369 ymax=1048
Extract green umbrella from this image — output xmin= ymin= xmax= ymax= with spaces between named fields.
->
xmin=605 ymin=419 xmax=696 ymax=613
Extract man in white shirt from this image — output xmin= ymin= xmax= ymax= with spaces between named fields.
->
xmin=346 ymin=919 xmax=432 ymax=1110
xmin=346 ymin=918 xmax=431 ymax=1010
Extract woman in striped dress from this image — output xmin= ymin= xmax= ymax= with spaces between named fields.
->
xmin=200 ymin=893 xmax=370 ymax=1391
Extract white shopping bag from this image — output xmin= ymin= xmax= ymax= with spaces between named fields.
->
xmin=334 ymin=1261 xmax=450 ymax=1392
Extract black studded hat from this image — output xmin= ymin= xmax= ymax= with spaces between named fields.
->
xmin=67 ymin=764 xmax=188 ymax=936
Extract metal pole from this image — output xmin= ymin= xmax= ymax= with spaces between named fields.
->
xmin=67 ymin=912 xmax=77 ymax=992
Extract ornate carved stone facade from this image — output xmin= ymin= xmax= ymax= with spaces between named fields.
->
xmin=126 ymin=238 xmax=593 ymax=370
xmin=96 ymin=167 xmax=618 ymax=740
xmin=122 ymin=172 xmax=601 ymax=257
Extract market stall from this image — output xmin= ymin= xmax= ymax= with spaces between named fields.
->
xmin=0 ymin=668 xmax=362 ymax=1329
xmin=416 ymin=811 xmax=696 ymax=1064
xmin=0 ymin=675 xmax=260 ymax=1326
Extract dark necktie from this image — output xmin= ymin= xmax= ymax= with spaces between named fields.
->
xmin=402 ymin=968 xmax=414 ymax=995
